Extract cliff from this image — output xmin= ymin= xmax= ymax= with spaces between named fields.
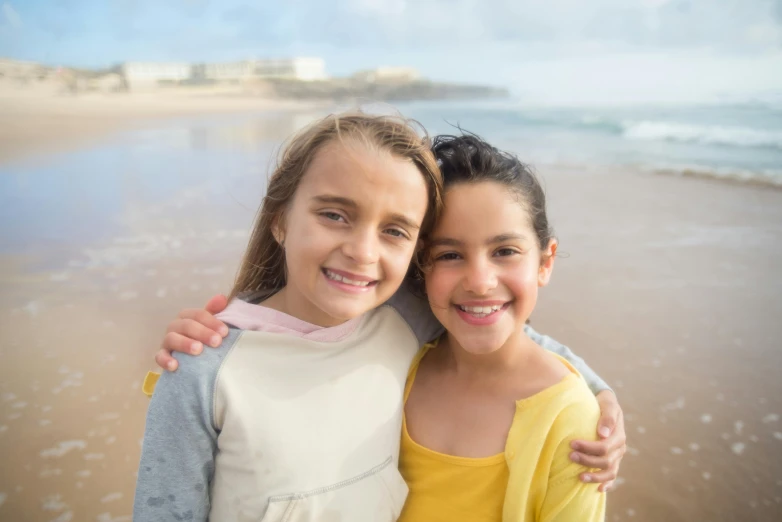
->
xmin=253 ymin=78 xmax=509 ymax=102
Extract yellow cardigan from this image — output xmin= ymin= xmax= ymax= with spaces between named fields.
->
xmin=402 ymin=343 xmax=606 ymax=522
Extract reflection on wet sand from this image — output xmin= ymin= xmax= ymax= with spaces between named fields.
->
xmin=0 ymin=111 xmax=323 ymax=521
xmin=1 ymin=110 xmax=782 ymax=521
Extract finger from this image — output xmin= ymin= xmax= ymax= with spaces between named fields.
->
xmin=571 ymin=438 xmax=613 ymax=457
xmin=155 ymin=349 xmax=178 ymax=372
xmin=598 ymin=480 xmax=615 ymax=493
xmin=204 ymin=294 xmax=229 ymax=317
xmin=162 ymin=330 xmax=205 ymax=356
xmin=167 ymin=318 xmax=222 ymax=348
xmin=598 ymin=416 xmax=615 ymax=439
xmin=177 ymin=307 xmax=203 ymax=320
xmin=580 ymin=468 xmax=617 ymax=485
xmin=571 ymin=427 xmax=626 ymax=454
xmin=596 ymin=403 xmax=620 ymax=439
xmin=180 ymin=308 xmax=229 ymax=338
xmin=570 ymin=451 xmax=611 ymax=470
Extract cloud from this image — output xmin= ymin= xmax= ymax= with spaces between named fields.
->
xmin=1 ymin=0 xmax=778 ymax=103
xmin=746 ymin=21 xmax=782 ymax=47
xmin=214 ymin=0 xmax=782 ymax=52
xmin=1 ymin=2 xmax=22 ymax=28
xmin=349 ymin=0 xmax=408 ymax=17
xmin=504 ymin=49 xmax=782 ymax=105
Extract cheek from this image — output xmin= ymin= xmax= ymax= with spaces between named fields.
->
xmin=381 ymin=244 xmax=416 ymax=284
xmin=424 ymin=266 xmax=456 ymax=305
xmin=282 ymin=210 xmax=316 ymax=247
xmin=284 ymin=223 xmax=335 ymax=274
xmin=503 ymin=265 xmax=541 ymax=305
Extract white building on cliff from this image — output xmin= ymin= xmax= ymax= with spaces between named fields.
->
xmin=121 ymin=62 xmax=191 ymax=90
xmin=121 ymin=58 xmax=326 ymax=90
xmin=196 ymin=58 xmax=326 ymax=83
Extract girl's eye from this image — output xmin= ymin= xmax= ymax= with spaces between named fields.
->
xmin=384 ymin=228 xmax=408 ymax=239
xmin=321 ymin=211 xmax=346 ymax=222
xmin=434 ymin=252 xmax=461 ymax=261
xmin=494 ymin=248 xmax=519 ymax=257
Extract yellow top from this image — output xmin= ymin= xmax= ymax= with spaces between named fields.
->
xmin=398 ymin=340 xmax=606 ymax=522
xmin=398 ymin=359 xmax=508 ymax=522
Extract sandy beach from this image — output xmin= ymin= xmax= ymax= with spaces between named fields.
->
xmin=0 ymin=84 xmax=325 ymax=164
xmin=0 ymin=94 xmax=781 ymax=521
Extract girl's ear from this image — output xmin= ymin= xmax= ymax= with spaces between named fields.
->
xmin=271 ymin=213 xmax=286 ymax=246
xmin=538 ymin=239 xmax=557 ymax=287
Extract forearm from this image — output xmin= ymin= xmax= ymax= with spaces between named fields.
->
xmin=133 ymin=370 xmax=216 ymax=520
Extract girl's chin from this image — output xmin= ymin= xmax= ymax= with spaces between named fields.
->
xmin=460 ymin=346 xmax=503 ymax=356
xmin=314 ymin=292 xmax=381 ymax=314
xmin=448 ymin=333 xmax=510 ymax=355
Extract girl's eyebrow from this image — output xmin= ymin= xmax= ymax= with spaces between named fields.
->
xmin=390 ymin=214 xmax=421 ymax=231
xmin=429 ymin=233 xmax=527 ymax=248
xmin=490 ymin=233 xmax=527 ymax=243
xmin=429 ymin=237 xmax=463 ymax=248
xmin=312 ymin=194 xmax=357 ymax=208
xmin=312 ymin=194 xmax=420 ymax=230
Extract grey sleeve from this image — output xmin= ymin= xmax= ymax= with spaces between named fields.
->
xmin=133 ymin=329 xmax=241 ymax=522
xmin=386 ymin=281 xmax=445 ymax=345
xmin=523 ymin=324 xmax=612 ymax=395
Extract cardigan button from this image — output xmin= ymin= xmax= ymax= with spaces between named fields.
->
xmin=508 ymin=450 xmax=515 ymax=459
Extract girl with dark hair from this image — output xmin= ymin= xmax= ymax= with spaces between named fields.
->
xmin=399 ymin=134 xmax=606 ymax=521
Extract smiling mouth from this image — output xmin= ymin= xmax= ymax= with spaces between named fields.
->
xmin=322 ymin=268 xmax=378 ymax=287
xmin=456 ymin=303 xmax=509 ymax=318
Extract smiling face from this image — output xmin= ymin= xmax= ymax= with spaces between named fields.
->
xmin=424 ymin=181 xmax=556 ymax=355
xmin=272 ymin=139 xmax=429 ymax=327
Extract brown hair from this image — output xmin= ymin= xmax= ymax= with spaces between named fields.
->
xmin=229 ymin=110 xmax=443 ymax=300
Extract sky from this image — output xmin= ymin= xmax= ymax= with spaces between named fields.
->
xmin=1 ymin=0 xmax=781 ymax=105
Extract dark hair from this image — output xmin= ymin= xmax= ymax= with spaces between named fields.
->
xmin=431 ymin=133 xmax=553 ymax=251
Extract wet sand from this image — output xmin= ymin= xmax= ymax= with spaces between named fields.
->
xmin=0 ymin=86 xmax=325 ymax=165
xmin=0 ymin=113 xmax=781 ymax=521
xmin=536 ymin=167 xmax=782 ymax=521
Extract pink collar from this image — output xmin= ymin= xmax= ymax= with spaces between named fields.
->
xmin=215 ymin=300 xmax=363 ymax=343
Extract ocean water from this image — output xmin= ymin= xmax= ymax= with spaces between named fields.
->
xmin=3 ymin=100 xmax=779 ymax=263
xmin=396 ymin=100 xmax=782 ymax=186
xmin=1 ymin=104 xmax=781 ymax=521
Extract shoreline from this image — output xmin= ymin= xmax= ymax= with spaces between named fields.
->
xmin=2 ymin=88 xmax=779 ymax=194
xmin=0 ymin=87 xmax=330 ymax=165
xmin=2 ymin=160 xmax=781 ymax=521
xmin=1 ymin=107 xmax=781 ymax=521
xmin=651 ymin=166 xmax=782 ymax=191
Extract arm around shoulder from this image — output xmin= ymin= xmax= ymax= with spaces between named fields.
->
xmin=133 ymin=349 xmax=223 ymax=521
xmin=524 ymin=324 xmax=611 ymax=396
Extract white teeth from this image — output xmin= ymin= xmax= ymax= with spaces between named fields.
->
xmin=325 ymin=270 xmax=370 ymax=287
xmin=458 ymin=304 xmax=503 ymax=315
